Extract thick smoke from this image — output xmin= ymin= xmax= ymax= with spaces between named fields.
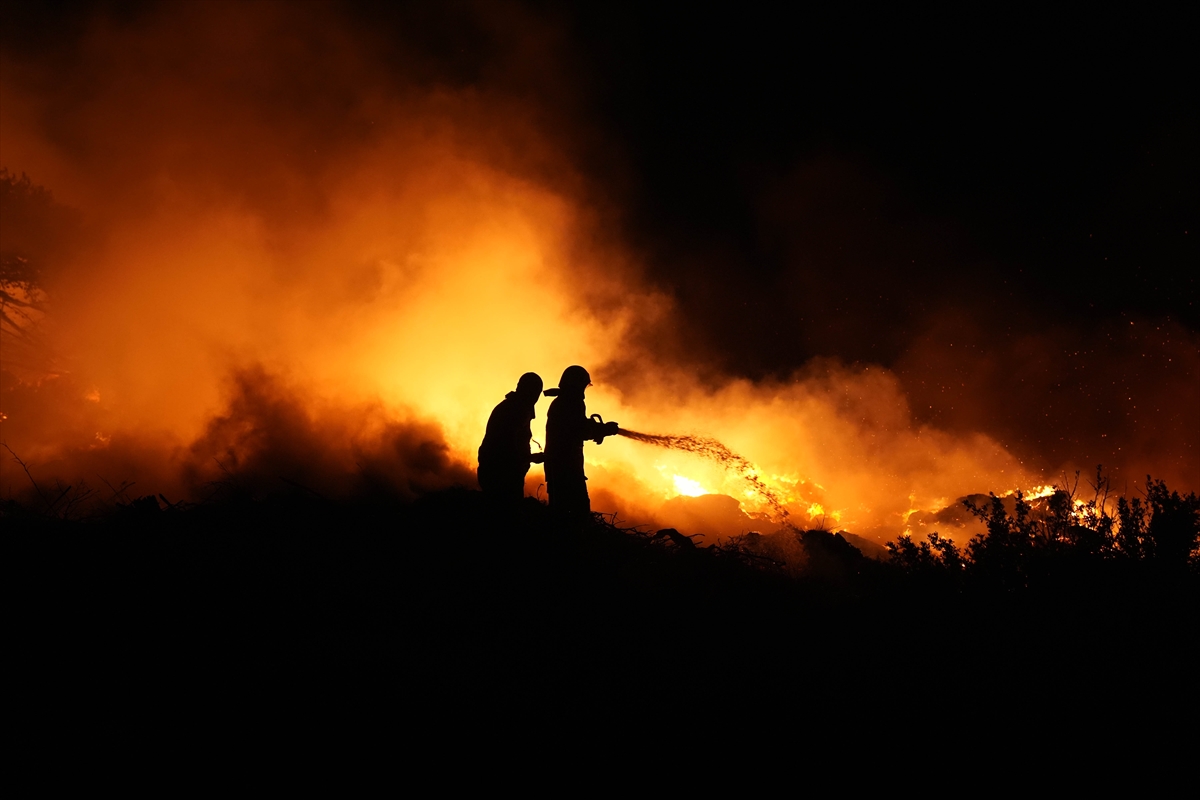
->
xmin=1 ymin=3 xmax=1193 ymax=539
xmin=184 ymin=366 xmax=474 ymax=502
xmin=0 ymin=1 xmax=652 ymax=507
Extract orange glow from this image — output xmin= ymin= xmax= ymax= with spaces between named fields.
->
xmin=7 ymin=3 xmax=1171 ymax=548
xmin=672 ymin=475 xmax=708 ymax=497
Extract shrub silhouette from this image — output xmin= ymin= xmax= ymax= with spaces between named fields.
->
xmin=1119 ymin=478 xmax=1200 ymax=569
xmin=886 ymin=532 xmax=962 ymax=578
xmin=888 ymin=470 xmax=1199 ymax=592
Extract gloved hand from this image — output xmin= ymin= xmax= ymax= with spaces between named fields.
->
xmin=594 ymin=420 xmax=620 ymax=444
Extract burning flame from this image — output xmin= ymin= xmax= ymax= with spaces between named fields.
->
xmin=1005 ymin=484 xmax=1057 ymax=500
xmin=672 ymin=475 xmax=708 ymax=497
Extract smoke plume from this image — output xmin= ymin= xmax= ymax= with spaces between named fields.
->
xmin=1 ymin=2 xmax=1193 ymax=542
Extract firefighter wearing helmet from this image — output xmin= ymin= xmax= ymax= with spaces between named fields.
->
xmin=542 ymin=365 xmax=619 ymax=519
xmin=477 ymin=372 xmax=546 ymax=504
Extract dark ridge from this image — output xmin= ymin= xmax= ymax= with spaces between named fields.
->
xmin=9 ymin=480 xmax=1196 ymax=731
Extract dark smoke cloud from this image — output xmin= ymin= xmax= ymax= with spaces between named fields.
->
xmin=1 ymin=366 xmax=475 ymax=510
xmin=184 ymin=366 xmax=475 ymax=502
xmin=895 ymin=313 xmax=1200 ymax=492
xmin=616 ymin=151 xmax=1198 ymax=493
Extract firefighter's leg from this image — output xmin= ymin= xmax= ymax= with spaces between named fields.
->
xmin=548 ymin=478 xmax=590 ymax=523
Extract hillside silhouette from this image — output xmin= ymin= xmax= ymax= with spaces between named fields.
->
xmin=9 ymin=472 xmax=1196 ymax=729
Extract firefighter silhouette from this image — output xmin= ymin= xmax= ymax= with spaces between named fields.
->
xmin=478 ymin=372 xmax=545 ymax=502
xmin=543 ymin=365 xmax=618 ymax=518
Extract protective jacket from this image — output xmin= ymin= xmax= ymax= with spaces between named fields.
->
xmin=477 ymin=392 xmax=537 ymax=498
xmin=545 ymin=395 xmax=603 ymax=481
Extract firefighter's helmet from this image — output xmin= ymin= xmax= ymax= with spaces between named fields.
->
xmin=515 ymin=372 xmax=543 ymax=396
xmin=558 ymin=365 xmax=591 ymax=391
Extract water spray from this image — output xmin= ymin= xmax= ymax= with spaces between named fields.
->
xmin=613 ymin=425 xmax=795 ymax=527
